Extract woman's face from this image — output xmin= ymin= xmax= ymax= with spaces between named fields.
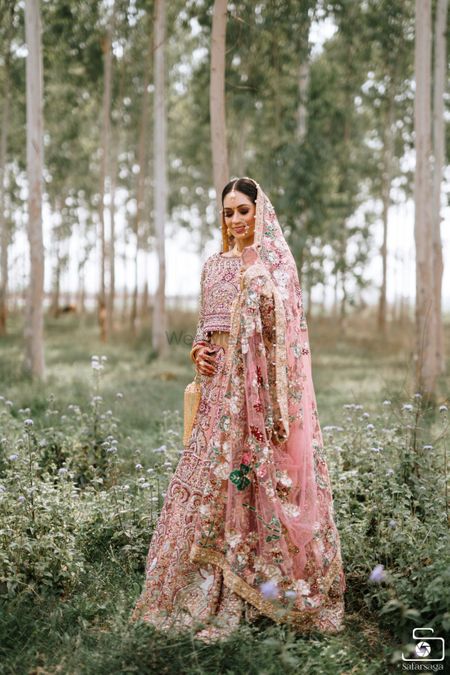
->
xmin=222 ymin=189 xmax=256 ymax=244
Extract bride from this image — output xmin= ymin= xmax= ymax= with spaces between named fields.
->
xmin=131 ymin=177 xmax=346 ymax=642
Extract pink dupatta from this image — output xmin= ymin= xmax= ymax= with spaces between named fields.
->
xmin=190 ymin=181 xmax=345 ymax=630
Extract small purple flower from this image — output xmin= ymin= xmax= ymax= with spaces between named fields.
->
xmin=135 ymin=463 xmax=143 ymax=470
xmin=422 ymin=445 xmax=433 ymax=451
xmin=285 ymin=590 xmax=297 ymax=600
xmin=388 ymin=519 xmax=397 ymax=529
xmin=24 ymin=419 xmax=33 ymax=428
xmin=402 ymin=404 xmax=413 ymax=412
xmin=58 ymin=467 xmax=68 ymax=475
xmin=260 ymin=580 xmax=279 ymax=600
xmin=369 ymin=564 xmax=386 ymax=583
xmin=8 ymin=454 xmax=18 ymax=461
xmin=366 ymin=424 xmax=375 ymax=431
xmin=18 ymin=495 xmax=25 ymax=503
xmin=386 ymin=468 xmax=394 ymax=476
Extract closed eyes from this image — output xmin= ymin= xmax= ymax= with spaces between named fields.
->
xmin=224 ymin=208 xmax=249 ymax=217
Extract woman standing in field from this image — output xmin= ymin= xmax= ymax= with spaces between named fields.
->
xmin=131 ymin=177 xmax=346 ymax=642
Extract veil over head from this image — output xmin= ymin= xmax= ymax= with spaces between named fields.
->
xmin=190 ymin=179 xmax=345 ymax=629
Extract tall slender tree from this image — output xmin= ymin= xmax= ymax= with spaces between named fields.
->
xmin=0 ymin=5 xmax=13 ymax=335
xmin=414 ymin=0 xmax=436 ymax=400
xmin=152 ymin=0 xmax=168 ymax=356
xmin=432 ymin=0 xmax=448 ymax=375
xmin=131 ymin=31 xmax=152 ymax=336
xmin=24 ymin=0 xmax=45 ymax=378
xmin=98 ymin=5 xmax=115 ymax=343
xmin=210 ymin=0 xmax=229 ymax=209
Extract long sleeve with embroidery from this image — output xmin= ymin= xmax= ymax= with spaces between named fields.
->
xmin=192 ymin=262 xmax=210 ymax=349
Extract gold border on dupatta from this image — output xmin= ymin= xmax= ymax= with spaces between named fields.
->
xmin=189 ymin=542 xmax=343 ymax=632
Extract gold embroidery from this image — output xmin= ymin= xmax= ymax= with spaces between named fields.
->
xmin=189 ymin=542 xmax=342 ymax=631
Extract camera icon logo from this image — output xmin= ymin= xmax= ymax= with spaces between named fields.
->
xmin=402 ymin=627 xmax=445 ymax=662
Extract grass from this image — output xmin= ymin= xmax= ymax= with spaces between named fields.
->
xmin=0 ymin=309 xmax=449 ymax=674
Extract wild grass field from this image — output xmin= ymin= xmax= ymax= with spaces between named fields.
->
xmin=0 ymin=310 xmax=449 ymax=674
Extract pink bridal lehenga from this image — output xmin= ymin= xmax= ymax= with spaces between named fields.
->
xmin=130 ymin=182 xmax=346 ymax=642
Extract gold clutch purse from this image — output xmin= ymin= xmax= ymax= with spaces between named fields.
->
xmin=183 ymin=373 xmax=201 ymax=446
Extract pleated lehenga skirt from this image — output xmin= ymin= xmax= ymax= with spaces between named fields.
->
xmin=130 ymin=342 xmax=262 ymax=642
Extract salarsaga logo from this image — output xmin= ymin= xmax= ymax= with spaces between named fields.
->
xmin=401 ymin=628 xmax=445 ymax=671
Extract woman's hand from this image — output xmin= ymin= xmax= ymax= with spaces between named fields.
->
xmin=195 ymin=346 xmax=218 ymax=377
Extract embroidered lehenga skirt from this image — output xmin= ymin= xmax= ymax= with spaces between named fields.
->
xmin=130 ymin=339 xmax=345 ymax=642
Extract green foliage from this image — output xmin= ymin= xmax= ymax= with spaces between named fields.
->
xmin=0 ymin=356 xmax=178 ymax=599
xmin=2 ymin=0 xmax=434 ymax=314
xmin=0 ymin=314 xmax=449 ymax=671
xmin=327 ymin=396 xmax=450 ymax=640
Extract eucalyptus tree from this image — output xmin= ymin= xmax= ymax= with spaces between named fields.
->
xmin=98 ymin=3 xmax=115 ymax=342
xmin=414 ymin=0 xmax=435 ymax=401
xmin=128 ymin=4 xmax=153 ymax=336
xmin=210 ymin=0 xmax=229 ymax=209
xmin=432 ymin=0 xmax=449 ymax=374
xmin=361 ymin=0 xmax=415 ymax=333
xmin=152 ymin=0 xmax=168 ymax=356
xmin=41 ymin=0 xmax=103 ymax=319
xmin=24 ymin=0 xmax=45 ymax=378
xmin=0 ymin=1 xmax=16 ymax=334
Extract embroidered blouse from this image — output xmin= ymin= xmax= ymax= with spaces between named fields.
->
xmin=192 ymin=253 xmax=242 ymax=346
xmin=191 ymin=251 xmax=284 ymax=442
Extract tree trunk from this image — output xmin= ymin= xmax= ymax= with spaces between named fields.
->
xmin=130 ymin=234 xmax=139 ymax=335
xmin=152 ymin=0 xmax=168 ymax=356
xmin=107 ymin=132 xmax=118 ymax=336
xmin=130 ymin=30 xmax=152 ymax=336
xmin=98 ymin=8 xmax=115 ymax=343
xmin=296 ymin=60 xmax=310 ymax=142
xmin=141 ymin=278 xmax=149 ymax=319
xmin=0 ymin=43 xmax=11 ymax=336
xmin=107 ymin=53 xmax=127 ymax=337
xmin=50 ymin=239 xmax=61 ymax=317
xmin=121 ymin=247 xmax=129 ymax=323
xmin=432 ymin=0 xmax=448 ymax=375
xmin=24 ymin=0 xmax=45 ymax=379
xmin=333 ymin=272 xmax=338 ymax=318
xmin=414 ymin=0 xmax=436 ymax=401
xmin=210 ymin=0 xmax=229 ymax=209
xmin=377 ymin=96 xmax=395 ymax=334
